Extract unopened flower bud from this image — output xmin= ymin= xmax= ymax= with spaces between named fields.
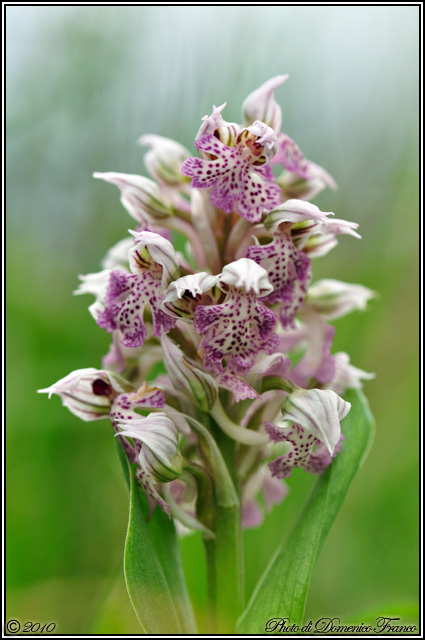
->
xmin=161 ymin=334 xmax=218 ymax=411
xmin=242 ymin=74 xmax=288 ymax=132
xmin=277 ymin=162 xmax=337 ymax=200
xmin=306 ymin=279 xmax=375 ymax=319
xmin=190 ymin=189 xmax=221 ymax=273
xmin=117 ymin=412 xmax=185 ymax=483
xmin=93 ymin=172 xmax=175 ymax=221
xmin=38 ymin=368 xmax=132 ymax=421
xmin=326 ymin=352 xmax=375 ymax=395
xmin=138 ymin=134 xmax=191 ymax=187
xmin=302 ymin=233 xmax=338 ymax=258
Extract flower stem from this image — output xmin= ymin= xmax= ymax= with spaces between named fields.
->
xmin=180 ymin=411 xmax=244 ymax=632
xmin=203 ymin=426 xmax=244 ymax=633
xmin=204 ymin=498 xmax=243 ymax=633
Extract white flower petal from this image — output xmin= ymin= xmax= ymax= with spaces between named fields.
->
xmin=281 ymin=388 xmax=351 ymax=454
xmin=219 ymin=258 xmax=273 ymax=297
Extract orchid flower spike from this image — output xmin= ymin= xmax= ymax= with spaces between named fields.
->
xmin=40 ymin=73 xmax=374 ymax=543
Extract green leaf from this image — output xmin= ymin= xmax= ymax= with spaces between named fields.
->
xmin=124 ymin=470 xmax=184 ymax=634
xmin=114 ymin=428 xmax=197 ymax=632
xmin=237 ymin=389 xmax=375 ymax=633
xmin=148 ymin=503 xmax=198 ymax=633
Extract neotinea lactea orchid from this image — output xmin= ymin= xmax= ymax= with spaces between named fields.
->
xmin=39 ymin=74 xmax=374 ymax=634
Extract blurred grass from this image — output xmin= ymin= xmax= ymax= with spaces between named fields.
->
xmin=6 ymin=5 xmax=419 ymax=633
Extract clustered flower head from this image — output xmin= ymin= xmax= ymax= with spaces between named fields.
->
xmin=40 ymin=75 xmax=374 ymax=529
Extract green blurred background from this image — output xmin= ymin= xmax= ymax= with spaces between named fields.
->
xmin=6 ymin=6 xmax=419 ymax=633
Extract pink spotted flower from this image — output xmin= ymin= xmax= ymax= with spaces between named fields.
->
xmin=182 ymin=120 xmax=281 ymax=223
xmin=96 ymin=231 xmax=179 ymax=348
xmin=246 ymin=200 xmax=332 ymax=328
xmin=266 ymin=388 xmax=351 ymax=479
xmin=193 ymin=258 xmax=279 ymax=375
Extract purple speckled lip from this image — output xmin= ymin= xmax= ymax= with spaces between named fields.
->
xmin=97 ymin=266 xmax=176 ymax=349
xmin=194 ymin=282 xmax=278 ymax=376
xmin=182 ymin=128 xmax=281 ymax=223
xmin=266 ymin=421 xmax=346 ymax=480
xmin=247 ymin=228 xmax=312 ymax=327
